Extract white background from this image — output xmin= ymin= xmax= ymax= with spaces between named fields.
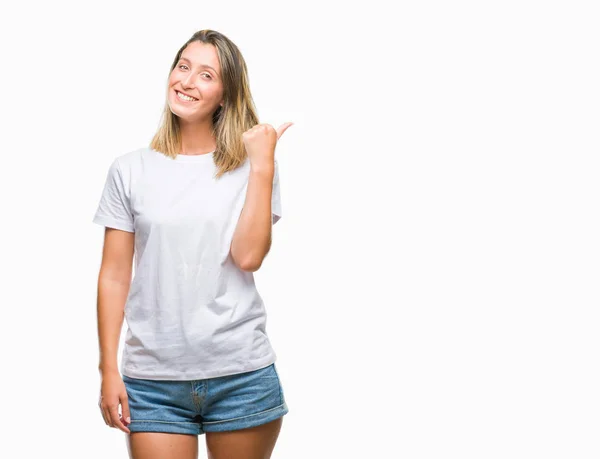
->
xmin=0 ymin=0 xmax=598 ymax=458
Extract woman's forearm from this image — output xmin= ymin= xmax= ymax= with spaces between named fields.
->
xmin=230 ymin=164 xmax=275 ymax=272
xmin=97 ymin=277 xmax=130 ymax=374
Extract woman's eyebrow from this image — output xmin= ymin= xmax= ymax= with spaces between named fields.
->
xmin=179 ymin=57 xmax=219 ymax=75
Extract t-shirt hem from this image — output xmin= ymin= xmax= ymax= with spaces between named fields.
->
xmin=120 ymin=352 xmax=277 ymax=381
xmin=93 ymin=214 xmax=135 ymax=233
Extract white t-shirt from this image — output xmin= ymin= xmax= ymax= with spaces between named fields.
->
xmin=92 ymin=147 xmax=282 ymax=380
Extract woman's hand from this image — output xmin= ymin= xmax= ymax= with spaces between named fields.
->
xmin=98 ymin=370 xmax=131 ymax=434
xmin=242 ymin=122 xmax=293 ymax=170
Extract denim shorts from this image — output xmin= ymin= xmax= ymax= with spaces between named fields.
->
xmin=122 ymin=363 xmax=289 ymax=435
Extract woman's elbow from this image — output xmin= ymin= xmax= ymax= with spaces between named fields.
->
xmin=237 ymin=256 xmax=263 ymax=272
xmin=231 ymin=241 xmax=270 ymax=272
xmin=231 ymin=249 xmax=265 ymax=272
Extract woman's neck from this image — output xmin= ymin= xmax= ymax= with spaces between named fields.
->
xmin=179 ymin=120 xmax=216 ymax=155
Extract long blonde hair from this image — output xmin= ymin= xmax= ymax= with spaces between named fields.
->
xmin=150 ymin=30 xmax=259 ymax=178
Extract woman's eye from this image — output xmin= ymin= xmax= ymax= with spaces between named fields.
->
xmin=178 ymin=65 xmax=211 ymax=80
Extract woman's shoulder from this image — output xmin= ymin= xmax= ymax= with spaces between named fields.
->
xmin=112 ymin=146 xmax=151 ymax=171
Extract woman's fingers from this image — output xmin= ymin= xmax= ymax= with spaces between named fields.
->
xmin=99 ymin=372 xmax=131 ymax=433
xmin=120 ymin=394 xmax=131 ymax=427
xmin=109 ymin=405 xmax=131 ymax=434
xmin=99 ymin=394 xmax=130 ymax=433
xmin=99 ymin=397 xmax=110 ymax=425
xmin=118 ymin=413 xmax=132 ymax=434
xmin=276 ymin=122 xmax=293 ymax=140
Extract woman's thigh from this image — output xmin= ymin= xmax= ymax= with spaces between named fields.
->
xmin=201 ymin=363 xmax=288 ymax=458
xmin=127 ymin=432 xmax=198 ymax=459
xmin=205 ymin=417 xmax=283 ymax=459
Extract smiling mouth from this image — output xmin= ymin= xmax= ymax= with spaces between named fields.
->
xmin=175 ymin=90 xmax=199 ymax=102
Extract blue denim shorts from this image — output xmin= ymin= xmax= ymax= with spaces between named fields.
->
xmin=122 ymin=363 xmax=289 ymax=435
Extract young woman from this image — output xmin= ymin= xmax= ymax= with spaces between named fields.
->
xmin=93 ymin=29 xmax=292 ymax=459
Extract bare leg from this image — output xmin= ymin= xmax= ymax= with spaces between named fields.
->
xmin=126 ymin=432 xmax=199 ymax=459
xmin=205 ymin=417 xmax=283 ymax=459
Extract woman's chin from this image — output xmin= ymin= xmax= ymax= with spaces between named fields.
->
xmin=169 ymin=103 xmax=192 ymax=118
xmin=171 ymin=112 xmax=205 ymax=125
xmin=168 ymin=103 xmax=214 ymax=124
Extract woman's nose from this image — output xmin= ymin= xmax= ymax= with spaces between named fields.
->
xmin=182 ymin=73 xmax=196 ymax=89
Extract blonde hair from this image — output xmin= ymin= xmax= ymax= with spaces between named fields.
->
xmin=150 ymin=29 xmax=259 ymax=178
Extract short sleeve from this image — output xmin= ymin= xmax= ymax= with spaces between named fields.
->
xmin=272 ymin=159 xmax=282 ymax=225
xmin=92 ymin=158 xmax=135 ymax=232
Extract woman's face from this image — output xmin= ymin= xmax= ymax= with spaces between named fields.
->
xmin=168 ymin=41 xmax=224 ymax=124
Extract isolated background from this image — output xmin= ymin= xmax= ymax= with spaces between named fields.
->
xmin=0 ymin=0 xmax=598 ymax=457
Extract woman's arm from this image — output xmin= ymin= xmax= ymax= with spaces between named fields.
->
xmin=230 ymin=163 xmax=275 ymax=272
xmin=97 ymin=228 xmax=134 ymax=375
xmin=230 ymin=122 xmax=291 ymax=272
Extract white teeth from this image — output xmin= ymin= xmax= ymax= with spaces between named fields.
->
xmin=177 ymin=91 xmax=197 ymax=101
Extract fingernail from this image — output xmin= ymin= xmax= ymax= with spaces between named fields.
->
xmin=126 ymin=417 xmax=131 ymax=423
